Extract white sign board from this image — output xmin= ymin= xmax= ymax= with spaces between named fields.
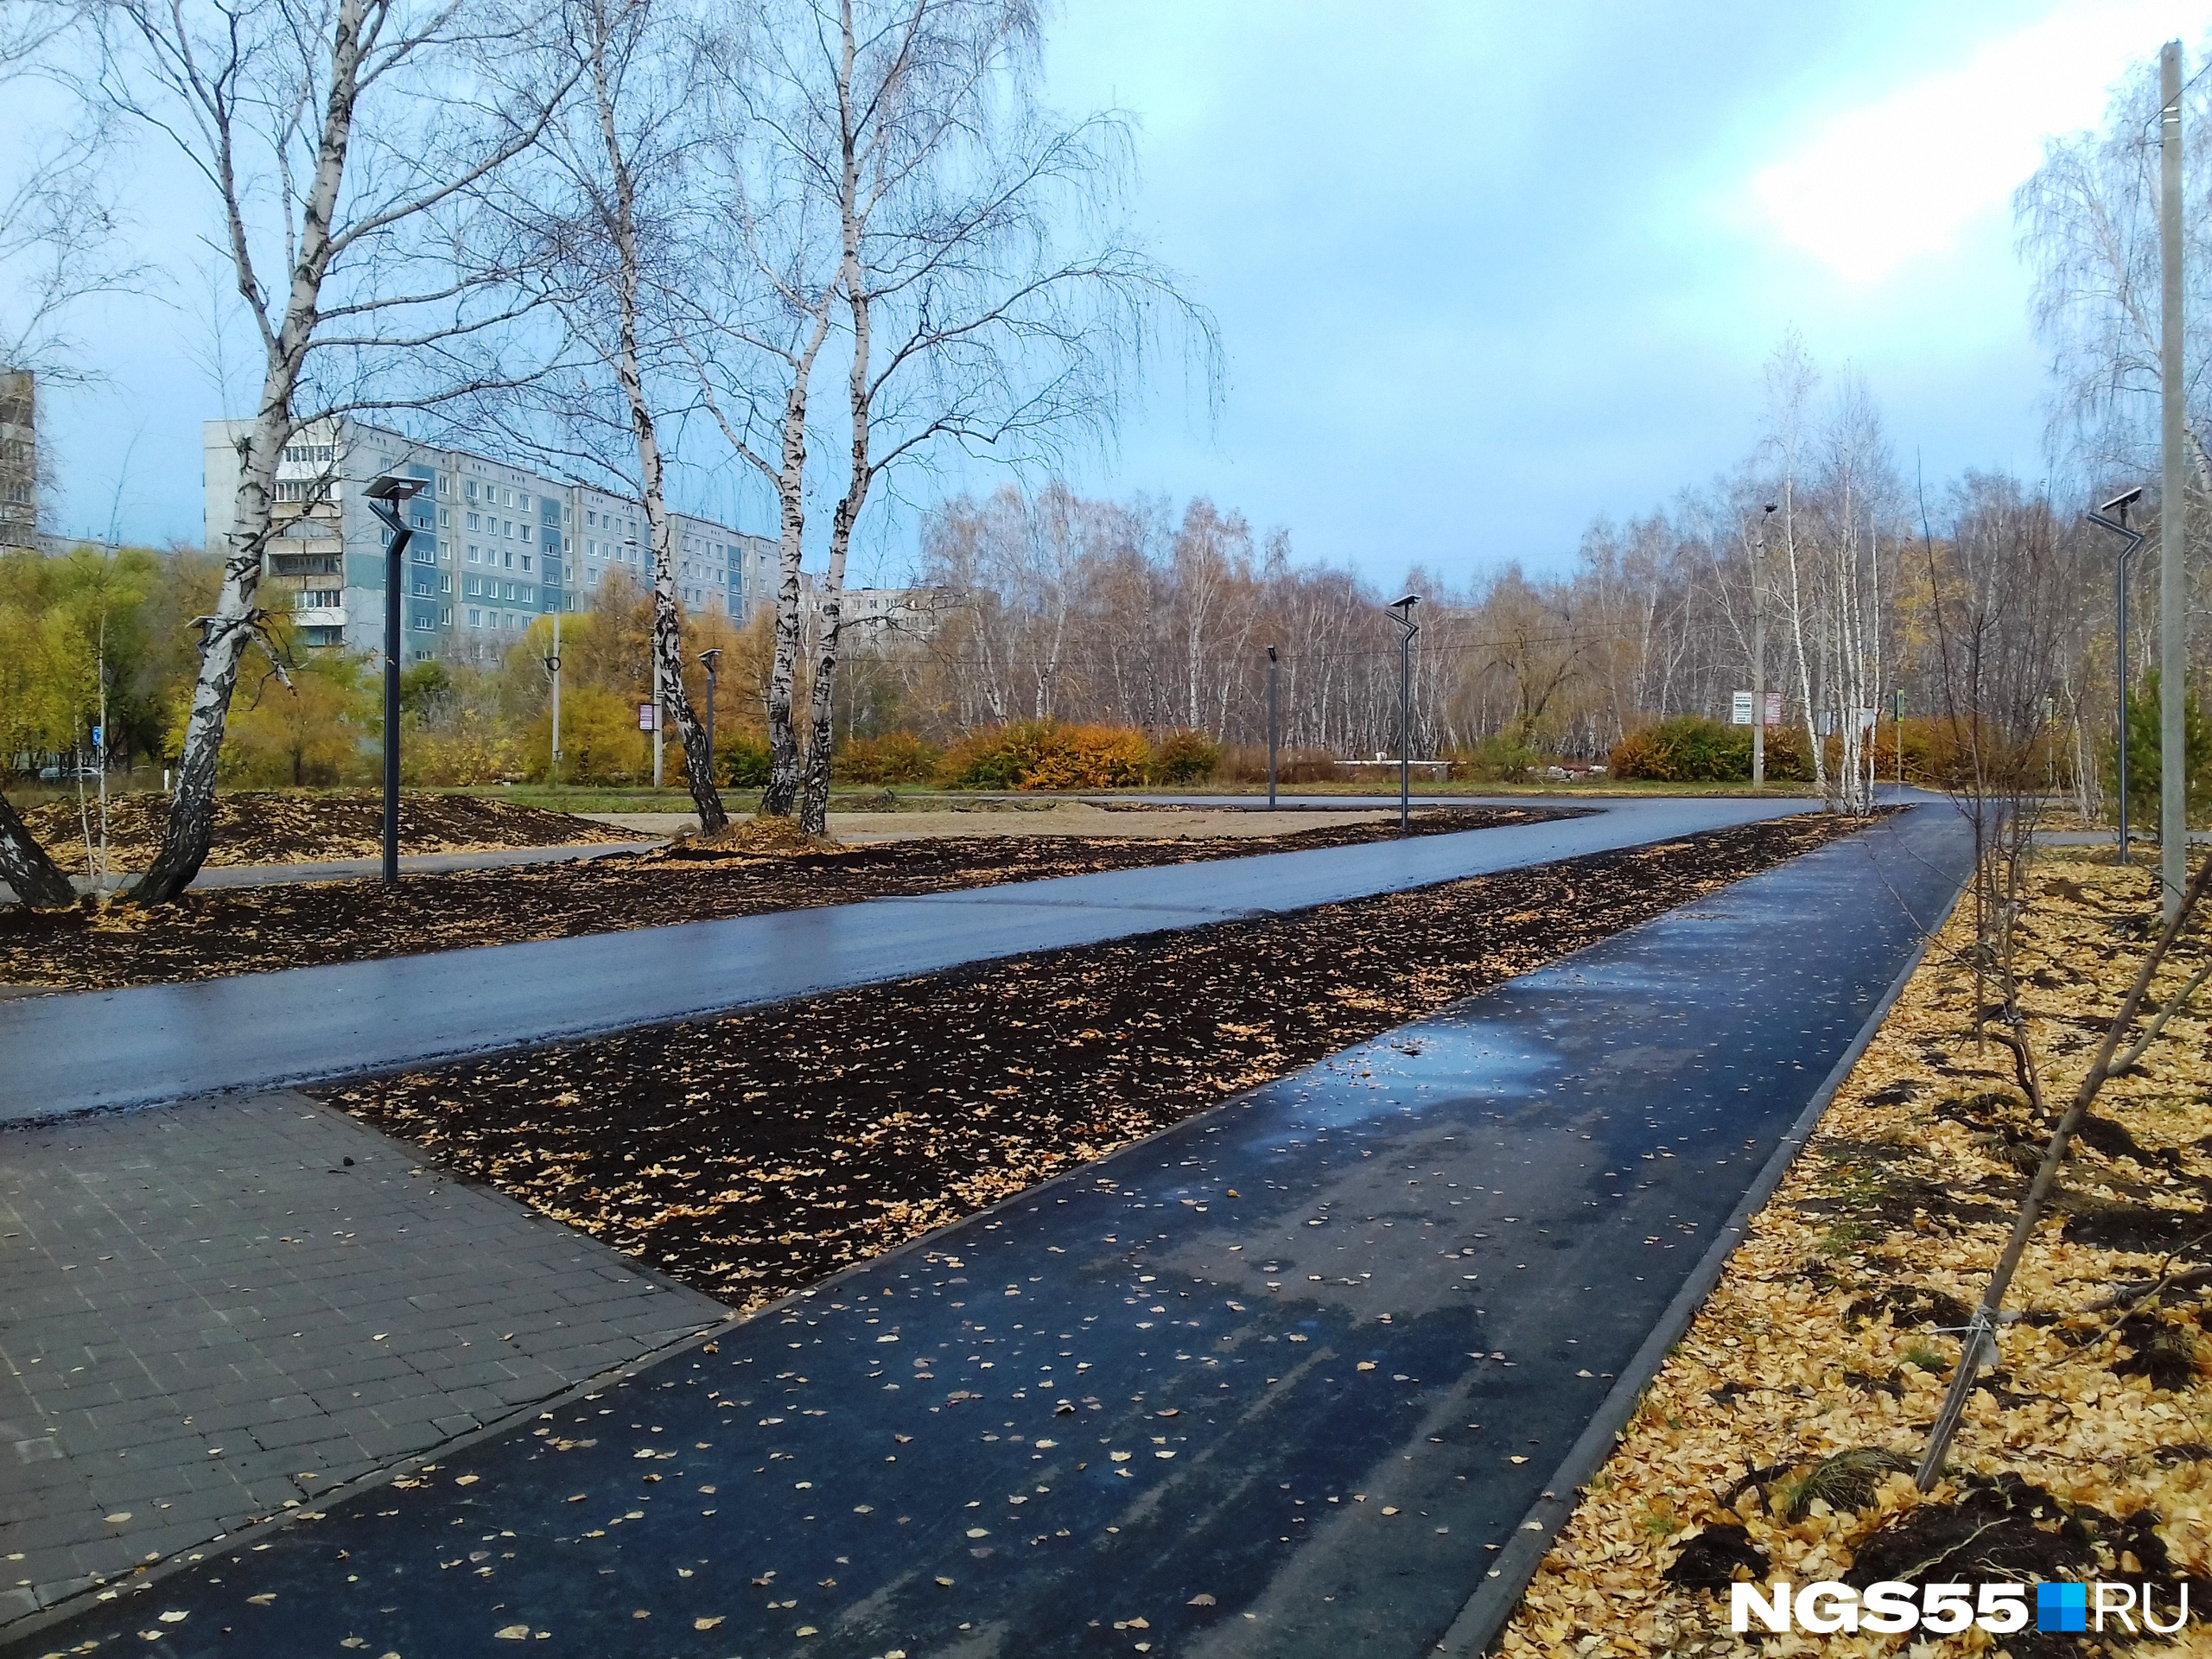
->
xmin=637 ymin=702 xmax=658 ymax=731
xmin=1731 ymin=691 xmax=1753 ymax=727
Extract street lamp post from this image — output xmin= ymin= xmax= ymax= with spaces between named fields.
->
xmin=1389 ymin=594 xmax=1421 ymax=832
xmin=364 ymin=474 xmax=425 ymax=887
xmin=1265 ymin=645 xmax=1279 ymax=810
xmin=543 ymin=607 xmax=563 ymax=787
xmin=2088 ymin=487 xmax=2147 ymax=865
xmin=699 ymin=647 xmax=721 ymax=802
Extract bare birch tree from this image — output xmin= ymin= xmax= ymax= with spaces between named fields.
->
xmin=781 ymin=0 xmax=1208 ymax=831
xmin=97 ymin=0 xmax=571 ymax=901
xmin=484 ymin=0 xmax=727 ymax=829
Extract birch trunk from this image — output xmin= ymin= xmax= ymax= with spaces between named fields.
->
xmin=0 ymin=791 xmax=73 ymax=907
xmin=796 ymin=5 xmax=868 ymax=838
xmin=132 ymin=0 xmax=369 ymax=904
xmin=589 ymin=27 xmax=724 ymax=833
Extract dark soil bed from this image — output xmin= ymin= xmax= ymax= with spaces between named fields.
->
xmin=319 ymin=812 xmax=1864 ymax=1312
xmin=0 ymin=805 xmax=1570 ymax=991
xmin=18 ymin=790 xmax=635 ymax=872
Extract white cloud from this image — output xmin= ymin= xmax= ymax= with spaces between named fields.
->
xmin=1751 ymin=0 xmax=2212 ymax=283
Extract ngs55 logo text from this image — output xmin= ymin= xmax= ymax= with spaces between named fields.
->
xmin=1731 ymin=1579 xmax=2191 ymax=1636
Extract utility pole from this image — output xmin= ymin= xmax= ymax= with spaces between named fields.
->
xmin=1752 ymin=505 xmax=1775 ymax=787
xmin=1266 ymin=645 xmax=1279 ymax=810
xmin=2161 ymin=40 xmax=2188 ymax=923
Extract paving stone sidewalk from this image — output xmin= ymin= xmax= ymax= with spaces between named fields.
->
xmin=0 ymin=1093 xmax=727 ymax=1626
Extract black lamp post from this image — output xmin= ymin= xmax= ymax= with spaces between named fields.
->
xmin=1389 ymin=594 xmax=1421 ymax=831
xmin=1265 ymin=645 xmax=1279 ymax=810
xmin=364 ymin=474 xmax=424 ymax=887
xmin=699 ymin=647 xmax=721 ymax=795
xmin=2088 ymin=486 xmax=2146 ymax=864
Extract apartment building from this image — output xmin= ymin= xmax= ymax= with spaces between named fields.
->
xmin=1 ymin=372 xmax=36 ymax=550
xmin=202 ymin=417 xmax=777 ymax=662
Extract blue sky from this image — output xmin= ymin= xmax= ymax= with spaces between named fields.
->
xmin=32 ymin=0 xmax=2212 ymax=586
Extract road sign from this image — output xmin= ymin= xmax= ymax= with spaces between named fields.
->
xmin=1764 ymin=691 xmax=1782 ymax=727
xmin=637 ymin=702 xmax=657 ymax=731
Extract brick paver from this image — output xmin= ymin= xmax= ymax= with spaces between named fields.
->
xmin=0 ymin=1092 xmax=727 ymax=1624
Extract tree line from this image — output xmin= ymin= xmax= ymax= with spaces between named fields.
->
xmin=4 ymin=21 xmax=2211 ymax=901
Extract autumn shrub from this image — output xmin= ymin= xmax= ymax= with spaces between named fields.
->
xmin=1446 ymin=734 xmax=1542 ymax=783
xmin=938 ymin=720 xmax=1152 ymax=790
xmin=834 ymin=730 xmax=943 ymax=785
xmin=1609 ymin=716 xmax=1815 ymax=784
xmin=1609 ymin=716 xmax=1742 ymax=781
xmin=405 ymin=714 xmax=524 ymax=785
xmin=718 ymin=734 xmax=773 ymax=789
xmin=1021 ymin=723 xmax=1152 ymax=790
xmin=1149 ymin=728 xmax=1223 ymax=785
xmin=524 ymin=684 xmax=647 ymax=785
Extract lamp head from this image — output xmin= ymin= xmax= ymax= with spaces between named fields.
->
xmin=1389 ymin=593 xmax=1421 ymax=611
xmin=2100 ymin=485 xmax=2145 ymax=517
xmin=699 ymin=647 xmax=721 ymax=669
xmin=1266 ymin=645 xmax=1278 ymax=663
xmin=365 ymin=474 xmax=425 ymax=502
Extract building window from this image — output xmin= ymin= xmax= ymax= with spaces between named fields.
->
xmin=467 ymin=607 xmax=480 ymax=627
xmin=520 ymin=554 xmax=531 ymax=572
xmin=440 ymin=606 xmax=452 ymax=626
xmin=438 ymin=507 xmax=449 ymax=527
xmin=439 ymin=573 xmax=452 ymax=594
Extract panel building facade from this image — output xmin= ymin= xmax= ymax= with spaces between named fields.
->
xmin=202 ymin=417 xmax=778 ymax=663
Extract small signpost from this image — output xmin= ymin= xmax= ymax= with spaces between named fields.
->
xmin=1731 ymin=691 xmax=1752 ymax=727
xmin=637 ymin=701 xmax=658 ymax=732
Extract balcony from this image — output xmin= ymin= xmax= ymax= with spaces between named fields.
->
xmin=291 ymin=606 xmax=346 ymax=627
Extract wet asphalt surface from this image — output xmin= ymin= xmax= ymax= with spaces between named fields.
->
xmin=8 ymin=803 xmax=1970 ymax=1659
xmin=0 ymin=796 xmax=1815 ymax=1122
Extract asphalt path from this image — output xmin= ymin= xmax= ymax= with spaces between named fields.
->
xmin=6 ymin=801 xmax=1973 ymax=1658
xmin=2 ymin=797 xmax=1822 ymax=1124
xmin=35 ymin=840 xmax=664 ymax=900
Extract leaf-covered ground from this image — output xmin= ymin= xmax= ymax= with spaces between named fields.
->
xmin=1499 ymin=850 xmax=2212 ymax=1656
xmin=0 ymin=805 xmax=1563 ymax=991
xmin=18 ymin=790 xmax=636 ymax=872
xmin=317 ymin=813 xmax=1861 ymax=1313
